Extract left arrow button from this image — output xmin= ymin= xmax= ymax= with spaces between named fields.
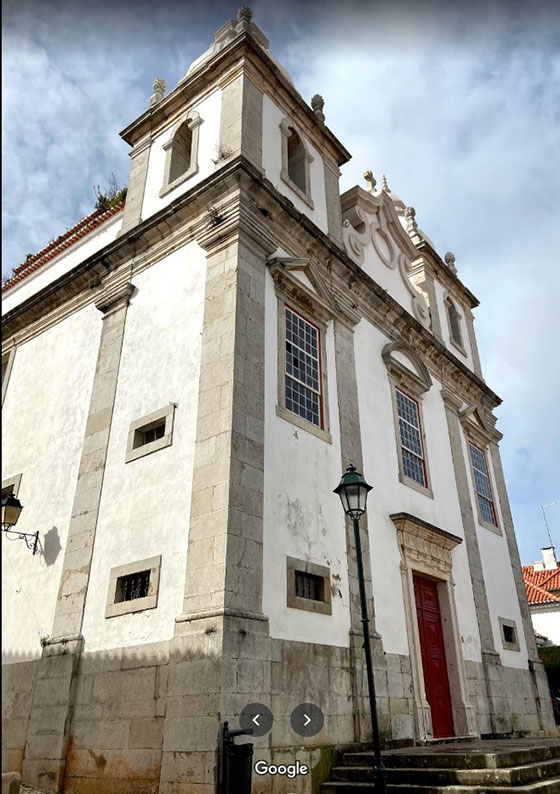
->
xmin=240 ymin=703 xmax=273 ymax=737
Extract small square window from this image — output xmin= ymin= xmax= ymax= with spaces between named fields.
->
xmin=498 ymin=617 xmax=520 ymax=652
xmin=106 ymin=555 xmax=161 ymax=618
xmin=126 ymin=404 xmax=175 ymax=463
xmin=134 ymin=421 xmax=165 ymax=449
xmin=287 ymin=556 xmax=332 ymax=615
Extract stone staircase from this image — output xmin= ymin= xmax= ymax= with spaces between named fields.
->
xmin=322 ymin=740 xmax=560 ymax=793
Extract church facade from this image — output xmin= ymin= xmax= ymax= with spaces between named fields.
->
xmin=2 ymin=8 xmax=555 ymax=793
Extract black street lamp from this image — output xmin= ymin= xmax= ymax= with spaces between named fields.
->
xmin=334 ymin=464 xmax=387 ymax=793
xmin=1 ymin=493 xmax=39 ymax=555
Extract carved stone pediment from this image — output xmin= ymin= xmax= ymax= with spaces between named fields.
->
xmin=267 ymin=256 xmax=361 ymax=326
xmin=391 ymin=512 xmax=462 ymax=577
xmin=341 ymin=186 xmax=430 ymax=328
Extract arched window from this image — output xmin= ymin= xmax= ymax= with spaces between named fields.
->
xmin=161 ymin=111 xmax=202 ymax=195
xmin=280 ymin=118 xmax=314 ymax=208
xmin=287 ymin=128 xmax=306 ymax=192
xmin=446 ymin=297 xmax=463 ymax=348
xmin=169 ymin=121 xmax=193 ymax=183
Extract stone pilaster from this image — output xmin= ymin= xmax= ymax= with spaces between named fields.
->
xmin=51 ymin=282 xmax=133 ymax=639
xmin=219 ymin=71 xmax=263 ymax=172
xmin=442 ymin=390 xmax=501 ymax=732
xmin=334 ymin=317 xmax=383 ymax=744
xmin=489 ymin=442 xmax=557 ymax=733
xmin=161 ymin=230 xmax=274 ymax=792
xmin=324 ymin=158 xmax=343 ymax=245
xmin=465 ymin=309 xmax=483 ymax=379
xmin=20 ymin=282 xmax=133 ymax=792
xmin=119 ymin=137 xmax=151 ymax=234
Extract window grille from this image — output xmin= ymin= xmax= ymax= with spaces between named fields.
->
xmin=395 ymin=389 xmax=427 ymax=487
xmin=116 ymin=570 xmax=150 ymax=602
xmin=141 ymin=423 xmax=165 ymax=446
xmin=469 ymin=443 xmax=497 ymax=526
xmin=285 ymin=307 xmax=321 ymax=428
xmin=295 ymin=571 xmax=323 ymax=601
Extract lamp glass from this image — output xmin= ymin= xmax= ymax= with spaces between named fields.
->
xmin=1 ymin=493 xmax=23 ymax=528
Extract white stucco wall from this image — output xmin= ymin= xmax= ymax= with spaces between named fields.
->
xmin=2 ymin=304 xmax=100 ymax=662
xmin=354 ymin=319 xmax=482 ymax=662
xmin=80 ymin=242 xmax=206 ymax=652
xmin=141 ymin=88 xmax=222 ymax=222
xmin=531 ymin=607 xmax=560 ymax=645
xmin=263 ymin=271 xmax=351 ymax=647
xmin=433 ymin=280 xmax=475 ymax=371
xmin=2 ymin=214 xmax=123 ymax=315
xmin=261 ymin=95 xmax=328 ymax=234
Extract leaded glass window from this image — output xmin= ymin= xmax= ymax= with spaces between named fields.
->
xmin=469 ymin=443 xmax=497 ymax=526
xmin=285 ymin=307 xmax=321 ymax=427
xmin=396 ymin=388 xmax=427 ymax=487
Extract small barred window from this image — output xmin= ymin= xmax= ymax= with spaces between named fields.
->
xmin=116 ymin=570 xmax=150 ymax=603
xmin=469 ymin=443 xmax=498 ymax=526
xmin=295 ymin=571 xmax=324 ymax=601
xmin=396 ymin=389 xmax=427 ymax=487
xmin=285 ymin=307 xmax=322 ymax=428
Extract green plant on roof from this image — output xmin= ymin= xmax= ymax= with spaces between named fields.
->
xmin=93 ymin=172 xmax=128 ymax=213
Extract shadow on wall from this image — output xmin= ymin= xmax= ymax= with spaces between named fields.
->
xmin=41 ymin=527 xmax=62 ymax=567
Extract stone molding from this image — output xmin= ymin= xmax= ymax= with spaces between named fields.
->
xmin=382 ymin=340 xmax=433 ymax=395
xmin=341 ymin=185 xmax=431 ymax=328
xmin=94 ymin=281 xmax=135 ymax=316
xmin=105 ymin=555 xmax=162 ymax=618
xmin=286 ymin=556 xmax=332 ymax=615
xmin=1 ymin=343 xmax=16 ymax=406
xmin=390 ymin=512 xmax=477 ymax=741
xmin=159 ymin=111 xmax=203 ymax=198
xmin=279 ymin=117 xmax=315 ymax=208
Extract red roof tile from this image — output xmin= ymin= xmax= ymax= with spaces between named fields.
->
xmin=2 ymin=201 xmax=125 ymax=295
xmin=523 ymin=565 xmax=560 ymax=605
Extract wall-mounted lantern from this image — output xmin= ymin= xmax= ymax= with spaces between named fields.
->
xmin=1 ymin=493 xmax=39 ymax=554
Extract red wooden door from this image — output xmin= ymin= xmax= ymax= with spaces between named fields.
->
xmin=413 ymin=574 xmax=454 ymax=738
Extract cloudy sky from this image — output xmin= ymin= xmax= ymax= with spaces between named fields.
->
xmin=3 ymin=0 xmax=559 ymax=564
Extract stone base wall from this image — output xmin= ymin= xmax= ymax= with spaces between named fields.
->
xmin=2 ymin=636 xmax=555 ymax=793
xmin=2 ymin=659 xmax=36 ymax=775
xmin=464 ymin=659 xmax=557 ymax=737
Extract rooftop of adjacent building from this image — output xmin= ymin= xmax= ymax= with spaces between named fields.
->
xmin=523 ymin=547 xmax=560 ymax=605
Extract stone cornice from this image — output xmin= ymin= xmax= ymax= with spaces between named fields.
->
xmin=390 ymin=512 xmax=463 ymax=551
xmin=2 ymin=155 xmax=503 ymax=412
xmin=120 ymin=32 xmax=351 ymax=168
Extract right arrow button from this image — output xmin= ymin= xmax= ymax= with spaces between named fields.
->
xmin=290 ymin=703 xmax=324 ymax=737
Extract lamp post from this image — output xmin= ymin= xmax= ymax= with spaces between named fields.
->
xmin=334 ymin=464 xmax=387 ymax=793
xmin=1 ymin=493 xmax=39 ymax=555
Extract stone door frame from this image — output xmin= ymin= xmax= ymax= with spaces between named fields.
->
xmin=391 ymin=512 xmax=478 ymax=742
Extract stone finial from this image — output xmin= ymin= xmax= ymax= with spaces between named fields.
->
xmin=363 ymin=170 xmax=377 ymax=191
xmin=405 ymin=206 xmax=418 ymax=233
xmin=150 ymin=77 xmax=166 ymax=107
xmin=237 ymin=6 xmax=253 ymax=23
xmin=444 ymin=251 xmax=457 ymax=274
xmin=311 ymin=94 xmax=325 ymax=123
xmin=381 ymin=174 xmax=390 ymax=192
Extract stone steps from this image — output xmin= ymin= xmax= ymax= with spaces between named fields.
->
xmin=322 ymin=742 xmax=560 ymax=794
xmin=344 ymin=744 xmax=560 ymax=770
xmin=331 ymin=758 xmax=560 ymax=785
xmin=322 ymin=780 xmax=560 ymax=794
